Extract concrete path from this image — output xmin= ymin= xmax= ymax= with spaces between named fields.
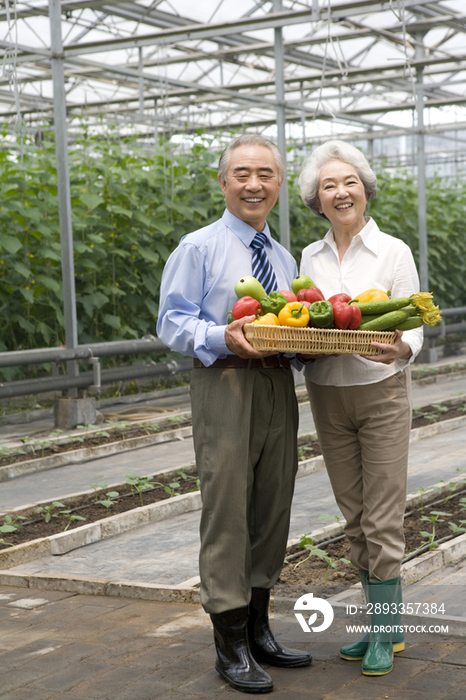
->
xmin=2 ymin=368 xmax=466 ymax=513
xmin=1 ymin=363 xmax=466 ymax=698
xmin=6 ymin=425 xmax=466 ymax=587
xmin=1 ymin=581 xmax=466 ymax=700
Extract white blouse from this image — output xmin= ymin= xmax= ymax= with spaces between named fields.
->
xmin=300 ymin=217 xmax=424 ymax=386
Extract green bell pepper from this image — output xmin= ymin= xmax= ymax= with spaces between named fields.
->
xmin=308 ymin=300 xmax=334 ymax=328
xmin=260 ymin=291 xmax=289 ymax=316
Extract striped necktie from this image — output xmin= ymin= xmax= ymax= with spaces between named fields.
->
xmin=250 ymin=231 xmax=278 ymax=295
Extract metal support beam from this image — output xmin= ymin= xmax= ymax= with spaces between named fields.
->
xmin=138 ymin=46 xmax=144 ymax=118
xmin=48 ymin=0 xmax=79 ymax=394
xmin=273 ymin=0 xmax=290 ymax=251
xmin=415 ymin=33 xmax=429 ymax=292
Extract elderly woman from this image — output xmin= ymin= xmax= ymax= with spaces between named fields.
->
xmin=298 ymin=140 xmax=423 ymax=676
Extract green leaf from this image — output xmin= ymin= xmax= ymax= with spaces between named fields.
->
xmin=20 ymin=287 xmax=34 ymax=303
xmin=139 ymin=248 xmax=160 ymax=263
xmin=0 ymin=235 xmax=22 ymax=254
xmin=79 ymin=192 xmax=104 ymax=210
xmin=145 ymin=299 xmax=158 ymax=317
xmin=13 ymin=262 xmax=31 ymax=279
xmin=35 ymin=274 xmax=60 ymax=292
xmin=152 ymin=221 xmax=173 ymax=236
xmin=102 ymin=313 xmax=121 ymax=329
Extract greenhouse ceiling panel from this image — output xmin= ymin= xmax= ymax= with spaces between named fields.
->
xmin=0 ymin=0 xmax=465 ymax=146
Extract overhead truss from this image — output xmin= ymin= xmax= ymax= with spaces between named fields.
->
xmin=0 ymin=0 xmax=465 ymax=158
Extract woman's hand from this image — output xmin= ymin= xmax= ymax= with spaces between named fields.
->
xmin=364 ymin=330 xmax=412 ymax=365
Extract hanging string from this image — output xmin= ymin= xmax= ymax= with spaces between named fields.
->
xmin=2 ymin=0 xmax=24 ymax=159
xmin=390 ymin=0 xmax=417 ymax=104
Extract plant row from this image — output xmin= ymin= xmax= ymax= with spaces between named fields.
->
xmin=1 ymin=126 xmax=466 ymax=382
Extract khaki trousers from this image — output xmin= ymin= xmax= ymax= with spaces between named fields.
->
xmin=191 ymin=366 xmax=298 ymax=614
xmin=306 ymin=371 xmax=412 ymax=581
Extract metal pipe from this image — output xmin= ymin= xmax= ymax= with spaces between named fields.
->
xmin=424 ymin=321 xmax=466 ymax=338
xmin=415 ymin=33 xmax=429 ymax=292
xmin=0 ymin=358 xmax=193 ymax=399
xmin=273 ymin=0 xmax=290 ymax=252
xmin=441 ymin=307 xmax=466 ymax=317
xmin=0 ymin=336 xmax=168 ymax=368
xmin=48 ymin=0 xmax=79 ymax=395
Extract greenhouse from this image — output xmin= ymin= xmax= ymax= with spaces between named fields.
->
xmin=2 ymin=6 xmax=466 ymax=694
xmin=0 ymin=0 xmax=465 ymax=391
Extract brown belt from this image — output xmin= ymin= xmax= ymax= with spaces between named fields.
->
xmin=193 ymin=356 xmax=290 ymax=369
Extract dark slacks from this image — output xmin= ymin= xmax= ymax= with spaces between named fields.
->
xmin=191 ymin=365 xmax=299 ymax=614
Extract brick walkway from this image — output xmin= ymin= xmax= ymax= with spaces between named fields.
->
xmin=1 ymin=585 xmax=466 ymax=700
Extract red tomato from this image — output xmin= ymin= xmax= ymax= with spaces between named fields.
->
xmin=231 ymin=296 xmax=262 ymax=320
xmin=328 ymin=293 xmax=352 ymax=305
xmin=297 ymin=287 xmax=325 ymax=303
xmin=279 ymin=289 xmax=298 ymax=303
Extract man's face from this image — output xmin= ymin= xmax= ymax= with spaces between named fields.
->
xmin=218 ymin=144 xmax=282 ymax=231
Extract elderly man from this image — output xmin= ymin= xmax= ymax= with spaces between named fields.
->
xmin=157 ymin=134 xmax=311 ymax=693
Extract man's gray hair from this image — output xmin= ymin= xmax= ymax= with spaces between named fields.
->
xmin=218 ymin=134 xmax=285 ymax=183
xmin=299 ymin=140 xmax=377 ymax=218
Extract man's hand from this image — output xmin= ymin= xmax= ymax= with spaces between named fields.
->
xmin=364 ymin=330 xmax=412 ymax=364
xmin=225 ymin=315 xmax=277 ymax=359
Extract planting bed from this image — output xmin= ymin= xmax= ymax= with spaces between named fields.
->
xmin=0 ymin=398 xmax=464 ymax=471
xmin=278 ymin=487 xmax=466 ymax=593
xmin=0 ymin=418 xmax=191 ymax=468
xmin=0 ymin=466 xmax=199 ymax=549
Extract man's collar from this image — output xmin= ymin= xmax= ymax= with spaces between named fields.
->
xmin=222 ymin=209 xmax=273 ymax=247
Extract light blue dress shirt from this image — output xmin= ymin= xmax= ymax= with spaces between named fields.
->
xmin=156 ymin=209 xmax=298 ymax=366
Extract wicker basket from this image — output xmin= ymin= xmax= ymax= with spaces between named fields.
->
xmin=244 ymin=324 xmax=396 ymax=356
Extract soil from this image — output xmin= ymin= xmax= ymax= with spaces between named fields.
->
xmin=0 ymin=466 xmax=199 ymax=549
xmin=0 ymin=419 xmax=191 ymax=468
xmin=2 ymin=395 xmax=466 ymax=586
xmin=1 ymin=399 xmax=465 ymax=471
xmin=277 ymin=488 xmax=466 ymax=595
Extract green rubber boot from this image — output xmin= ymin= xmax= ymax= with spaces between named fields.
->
xmin=340 ymin=573 xmax=405 ymax=661
xmin=361 ymin=577 xmax=399 ymax=676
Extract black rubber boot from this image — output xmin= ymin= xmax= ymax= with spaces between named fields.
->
xmin=248 ymin=588 xmax=312 ymax=668
xmin=210 ymin=606 xmax=274 ymax=694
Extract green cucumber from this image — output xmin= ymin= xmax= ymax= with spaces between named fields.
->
xmin=350 ymin=297 xmax=411 ymax=315
xmin=356 ymin=314 xmax=384 ymax=327
xmin=386 ymin=316 xmax=423 ymax=331
xmin=358 ymin=305 xmax=418 ymax=331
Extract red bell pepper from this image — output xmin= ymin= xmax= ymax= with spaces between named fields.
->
xmin=332 ymin=302 xmax=362 ymax=330
xmin=231 ymin=296 xmax=262 ymax=320
xmin=328 ymin=293 xmax=352 ymax=305
xmin=297 ymin=287 xmax=325 ymax=304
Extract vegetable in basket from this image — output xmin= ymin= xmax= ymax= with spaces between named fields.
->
xmin=308 ymin=300 xmax=334 ymax=328
xmin=231 ymin=296 xmax=262 ymax=320
xmin=291 ymin=275 xmax=316 ymax=295
xmin=297 ymin=286 xmax=325 ymax=304
xmin=278 ymin=302 xmax=310 ymax=328
xmin=251 ymin=312 xmax=279 ymax=326
xmin=352 ymin=288 xmax=389 ymax=303
xmin=332 ymin=302 xmax=362 ymax=330
xmin=234 ymin=276 xmax=267 ymax=303
xmin=260 ymin=291 xmax=289 ymax=316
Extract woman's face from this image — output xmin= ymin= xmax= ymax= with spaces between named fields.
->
xmin=317 ymin=159 xmax=367 ymax=232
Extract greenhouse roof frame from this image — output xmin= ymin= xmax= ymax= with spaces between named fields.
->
xmin=0 ymin=0 xmax=464 ymax=149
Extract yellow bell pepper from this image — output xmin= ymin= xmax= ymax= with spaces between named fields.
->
xmin=278 ymin=302 xmax=310 ymax=328
xmin=251 ymin=312 xmax=279 ymax=325
xmin=353 ymin=288 xmax=389 ymax=303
